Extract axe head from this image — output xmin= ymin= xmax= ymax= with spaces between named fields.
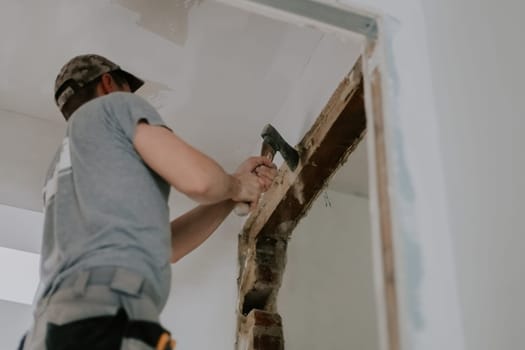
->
xmin=261 ymin=124 xmax=299 ymax=171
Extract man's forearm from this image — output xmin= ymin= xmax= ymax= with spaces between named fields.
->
xmin=134 ymin=123 xmax=241 ymax=204
xmin=187 ymin=172 xmax=240 ymax=204
xmin=170 ymin=200 xmax=235 ymax=263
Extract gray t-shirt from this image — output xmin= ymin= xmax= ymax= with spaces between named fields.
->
xmin=38 ymin=92 xmax=172 ymax=308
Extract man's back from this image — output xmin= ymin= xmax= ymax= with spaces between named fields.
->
xmin=39 ymin=92 xmax=172 ymax=309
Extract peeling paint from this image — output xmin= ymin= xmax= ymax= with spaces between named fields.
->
xmin=293 ymin=179 xmax=305 ymax=205
xmin=276 ymin=221 xmax=294 ymax=237
xmin=244 ymin=248 xmax=253 ymax=270
xmin=114 ymin=0 xmax=201 ymax=46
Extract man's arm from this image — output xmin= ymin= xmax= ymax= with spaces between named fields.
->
xmin=133 ymin=122 xmax=269 ymax=204
xmin=133 ymin=122 xmax=278 ymax=262
xmin=169 ymin=200 xmax=235 ymax=263
xmin=169 ymin=159 xmax=277 ymax=263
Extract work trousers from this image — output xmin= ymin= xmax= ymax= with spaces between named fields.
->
xmin=20 ymin=267 xmax=172 ymax=350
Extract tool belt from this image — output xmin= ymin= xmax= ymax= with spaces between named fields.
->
xmin=44 ymin=307 xmax=176 ymax=350
xmin=121 ymin=308 xmax=176 ymax=350
xmin=34 ymin=267 xmax=176 ymax=350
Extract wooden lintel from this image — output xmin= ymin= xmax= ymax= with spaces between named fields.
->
xmin=241 ymin=59 xmax=366 ymax=246
xmin=236 ymin=58 xmax=368 ymax=326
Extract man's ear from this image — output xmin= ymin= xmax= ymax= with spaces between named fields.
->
xmin=99 ymin=73 xmax=114 ymax=94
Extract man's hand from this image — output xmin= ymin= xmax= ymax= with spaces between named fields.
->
xmin=169 ymin=156 xmax=278 ymax=262
xmin=233 ymin=156 xmax=278 ymax=210
xmin=231 ymin=172 xmax=263 ymax=210
xmin=254 ymin=162 xmax=278 ymax=191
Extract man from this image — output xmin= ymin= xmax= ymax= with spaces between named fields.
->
xmin=20 ymin=54 xmax=277 ymax=349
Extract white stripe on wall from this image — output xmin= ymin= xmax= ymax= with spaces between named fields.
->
xmin=0 ymin=247 xmax=39 ymax=305
xmin=0 ymin=204 xmax=43 ymax=253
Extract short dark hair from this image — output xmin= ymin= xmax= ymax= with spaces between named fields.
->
xmin=60 ymin=70 xmax=128 ymax=121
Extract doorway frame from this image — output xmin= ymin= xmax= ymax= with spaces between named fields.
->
xmin=215 ymin=1 xmax=399 ymax=349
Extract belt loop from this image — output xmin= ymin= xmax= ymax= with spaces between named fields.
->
xmin=110 ymin=268 xmax=144 ymax=297
xmin=72 ymin=270 xmax=90 ymax=297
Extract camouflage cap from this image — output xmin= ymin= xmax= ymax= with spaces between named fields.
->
xmin=54 ymin=54 xmax=144 ymax=109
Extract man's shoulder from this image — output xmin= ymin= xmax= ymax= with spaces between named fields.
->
xmin=81 ymin=92 xmax=148 ymax=110
xmin=101 ymin=91 xmax=150 ymax=107
xmin=73 ymin=92 xmax=151 ymax=120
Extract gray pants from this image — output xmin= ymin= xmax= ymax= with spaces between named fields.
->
xmin=22 ymin=267 xmax=169 ymax=350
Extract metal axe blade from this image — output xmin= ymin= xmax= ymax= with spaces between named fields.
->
xmin=261 ymin=124 xmax=299 ymax=171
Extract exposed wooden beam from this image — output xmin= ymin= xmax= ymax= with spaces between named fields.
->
xmin=242 ymin=58 xmax=365 ymax=244
xmin=236 ymin=58 xmax=367 ymax=349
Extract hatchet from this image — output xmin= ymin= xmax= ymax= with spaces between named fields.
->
xmin=234 ymin=124 xmax=299 ymax=216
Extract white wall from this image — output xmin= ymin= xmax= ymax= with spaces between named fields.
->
xmin=0 ymin=205 xmax=42 ymax=348
xmin=0 ymin=300 xmax=33 ymax=350
xmin=279 ymin=190 xmax=378 ymax=350
xmin=335 ymin=0 xmax=525 ymax=349
xmin=420 ymin=1 xmax=525 ymax=349
xmin=0 ymin=110 xmax=65 ymax=212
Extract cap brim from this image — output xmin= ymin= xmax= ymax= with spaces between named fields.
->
xmin=119 ymin=69 xmax=144 ymax=92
